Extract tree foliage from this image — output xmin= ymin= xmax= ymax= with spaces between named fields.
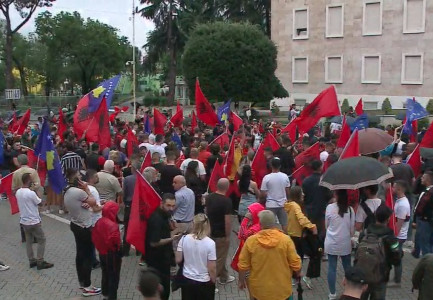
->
xmin=182 ymin=22 xmax=288 ymax=103
xmin=341 ymin=99 xmax=350 ymax=113
xmin=426 ymin=99 xmax=433 ymax=115
xmin=382 ymin=98 xmax=392 ymax=114
xmin=34 ymin=11 xmax=134 ymax=93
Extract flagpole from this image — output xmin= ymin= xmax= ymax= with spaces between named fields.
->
xmin=132 ymin=0 xmax=137 ymax=121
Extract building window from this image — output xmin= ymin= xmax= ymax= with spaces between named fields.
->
xmin=403 ymin=0 xmax=426 ymax=33
xmin=325 ymin=56 xmax=343 ymax=84
xmin=294 ymin=99 xmax=307 ymax=108
xmin=363 ymin=1 xmax=382 ymax=36
xmin=326 ymin=4 xmax=344 ymax=38
xmin=401 ymin=53 xmax=423 ymax=84
xmin=292 ymin=57 xmax=309 ymax=83
xmin=364 ymin=102 xmax=378 ymax=110
xmin=293 ymin=8 xmax=309 ymax=40
xmin=362 ymin=55 xmax=381 ymax=84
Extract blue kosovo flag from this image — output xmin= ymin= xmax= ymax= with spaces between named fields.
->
xmin=217 ymin=100 xmax=231 ymax=124
xmin=0 ymin=131 xmax=4 ymax=165
xmin=144 ymin=115 xmax=151 ymax=134
xmin=34 ymin=119 xmax=66 ymax=194
xmin=172 ymin=133 xmax=183 ymax=150
xmin=350 ymin=114 xmax=369 ymax=131
xmin=88 ymin=75 xmax=121 ymax=112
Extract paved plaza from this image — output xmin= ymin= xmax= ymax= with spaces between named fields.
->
xmin=0 ymin=199 xmax=422 ymax=300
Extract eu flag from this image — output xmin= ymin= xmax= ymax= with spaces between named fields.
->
xmin=34 ymin=119 xmax=66 ymax=194
xmin=172 ymin=133 xmax=183 ymax=150
xmin=350 ymin=114 xmax=369 ymax=131
xmin=0 ymin=131 xmax=4 ymax=165
xmin=404 ymin=98 xmax=427 ymax=134
xmin=88 ymin=75 xmax=121 ymax=112
xmin=217 ymin=100 xmax=231 ymax=124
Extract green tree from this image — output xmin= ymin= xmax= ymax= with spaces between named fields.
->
xmin=182 ymin=22 xmax=288 ymax=104
xmin=382 ymin=98 xmax=392 ymax=114
xmin=426 ymin=99 xmax=433 ymax=114
xmin=341 ymin=99 xmax=350 ymax=113
xmin=0 ymin=0 xmax=55 ymax=90
xmin=35 ymin=11 xmax=133 ymax=93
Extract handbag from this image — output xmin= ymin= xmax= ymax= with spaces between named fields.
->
xmin=171 ymin=236 xmax=188 ymax=291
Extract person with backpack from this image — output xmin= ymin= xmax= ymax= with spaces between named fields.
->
xmin=324 ymin=190 xmax=355 ymax=300
xmin=355 ymin=185 xmax=383 ymax=232
xmin=355 ymin=204 xmax=401 ymax=300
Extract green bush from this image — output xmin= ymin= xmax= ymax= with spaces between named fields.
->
xmin=143 ymin=96 xmax=167 ymax=107
xmin=382 ymin=98 xmax=392 ymax=114
xmin=426 ymin=99 xmax=433 ymax=114
xmin=341 ymin=99 xmax=350 ymax=113
xmin=418 ymin=118 xmax=430 ymax=130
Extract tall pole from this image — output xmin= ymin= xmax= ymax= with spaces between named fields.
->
xmin=132 ymin=0 xmax=137 ymax=120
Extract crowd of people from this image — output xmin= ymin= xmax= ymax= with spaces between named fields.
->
xmin=2 ymin=106 xmax=433 ymax=300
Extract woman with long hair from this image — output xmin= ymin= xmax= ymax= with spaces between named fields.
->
xmin=185 ymin=161 xmax=206 ymax=214
xmin=324 ymin=190 xmax=355 ymax=300
xmin=237 ymin=165 xmax=260 ymax=223
xmin=176 ymin=213 xmax=216 ymax=299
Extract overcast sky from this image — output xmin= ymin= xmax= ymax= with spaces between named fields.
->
xmin=8 ymin=0 xmax=154 ymax=49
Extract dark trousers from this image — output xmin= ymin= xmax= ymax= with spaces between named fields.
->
xmin=100 ymin=252 xmax=122 ymax=300
xmin=394 ymin=239 xmax=405 ymax=283
xmin=181 ymin=278 xmax=215 ymax=300
xmin=70 ymin=222 xmax=93 ymax=288
xmin=147 ymin=261 xmax=171 ymax=300
xmin=291 ymin=236 xmax=304 ymax=259
xmin=122 ymin=204 xmax=131 ymax=253
xmin=361 ymin=282 xmax=387 ymax=300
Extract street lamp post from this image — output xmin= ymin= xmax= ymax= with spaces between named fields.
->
xmin=132 ymin=0 xmax=137 ymax=120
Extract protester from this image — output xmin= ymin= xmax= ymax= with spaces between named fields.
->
xmin=122 ymin=160 xmax=140 ymax=256
xmin=205 ymin=178 xmax=234 ymax=285
xmin=284 ymin=186 xmax=318 ymax=289
xmin=16 ymin=173 xmax=53 ymax=270
xmin=391 ymin=180 xmax=411 ymax=286
xmin=412 ymin=254 xmax=433 ymax=300
xmin=92 ymin=201 xmax=122 ymax=300
xmin=159 ymin=151 xmax=182 ymax=194
xmin=63 ymin=168 xmax=101 ymax=296
xmin=85 ymin=169 xmax=102 ymax=269
xmin=138 ymin=268 xmax=163 ymax=300
xmin=95 ymin=160 xmax=122 ymax=203
xmin=237 ymin=165 xmax=260 ymax=222
xmin=273 ymin=135 xmax=295 ymax=176
xmin=303 ymin=160 xmax=333 ymax=243
xmin=356 ymin=204 xmax=401 ymax=300
xmin=172 ymin=175 xmax=195 ymax=243
xmin=238 ymin=210 xmax=302 ymax=300
xmin=180 ymin=148 xmax=206 ymax=180
xmin=325 ymin=190 xmax=355 ymax=300
xmin=198 ymin=141 xmax=212 ymax=167
xmin=355 ymin=185 xmax=382 ymax=232
xmin=150 ymin=134 xmax=166 ymax=159
xmin=260 ymin=157 xmax=290 ymax=232
xmin=176 ymin=213 xmax=216 ymax=299
xmin=339 ymin=266 xmax=368 ymax=300
xmin=144 ymin=193 xmax=180 ymax=300
xmin=184 ymin=161 xmax=206 ymax=213
xmin=413 ymin=171 xmax=433 ymax=257
xmin=86 ymin=143 xmax=105 ymax=171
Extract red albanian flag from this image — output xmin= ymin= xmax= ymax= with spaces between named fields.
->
xmin=355 ymin=98 xmax=363 ymax=115
xmin=13 ymin=109 xmax=31 ymax=135
xmin=153 ymin=108 xmax=167 ymax=135
xmin=195 ymin=79 xmax=219 ymax=126
xmin=336 ymin=116 xmax=351 ymax=148
xmin=294 ymin=142 xmax=320 ymax=169
xmin=0 ymin=173 xmax=19 ymax=215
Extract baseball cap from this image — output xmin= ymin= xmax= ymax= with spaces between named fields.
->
xmin=344 ymin=266 xmax=366 ymax=284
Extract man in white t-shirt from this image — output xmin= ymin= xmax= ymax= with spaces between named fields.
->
xmin=355 ymin=185 xmax=383 ymax=231
xmin=150 ymin=134 xmax=166 ymax=159
xmin=260 ymin=158 xmax=290 ymax=232
xmin=180 ymin=148 xmax=206 ymax=180
xmin=392 ymin=180 xmax=411 ymax=285
xmin=16 ymin=173 xmax=54 ymax=270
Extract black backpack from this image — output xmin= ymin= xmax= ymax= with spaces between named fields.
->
xmin=360 ymin=200 xmax=381 ymax=230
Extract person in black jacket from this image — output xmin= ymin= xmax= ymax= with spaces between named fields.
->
xmin=274 ymin=135 xmax=295 ymax=176
xmin=360 ymin=204 xmax=401 ymax=300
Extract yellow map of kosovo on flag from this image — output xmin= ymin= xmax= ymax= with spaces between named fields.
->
xmin=46 ymin=151 xmax=55 ymax=171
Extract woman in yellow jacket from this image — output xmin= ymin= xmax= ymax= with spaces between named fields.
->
xmin=284 ymin=186 xmax=317 ymax=289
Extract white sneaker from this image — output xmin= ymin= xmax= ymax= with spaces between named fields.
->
xmin=58 ymin=209 xmax=65 ymax=215
xmin=215 ymin=288 xmax=219 ymax=293
xmin=329 ymin=293 xmax=337 ymax=300
xmin=303 ymin=276 xmax=313 ymax=289
xmin=217 ymin=275 xmax=235 ymax=284
xmin=0 ymin=262 xmax=10 ymax=271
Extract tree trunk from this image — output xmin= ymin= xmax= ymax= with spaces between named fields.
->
xmin=265 ymin=2 xmax=271 ymax=38
xmin=13 ymin=57 xmax=28 ymax=96
xmin=166 ymin=0 xmax=176 ymax=106
xmin=5 ymin=31 xmax=14 ymax=89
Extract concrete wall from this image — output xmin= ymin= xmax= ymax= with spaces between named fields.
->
xmin=272 ymin=0 xmax=433 ymax=110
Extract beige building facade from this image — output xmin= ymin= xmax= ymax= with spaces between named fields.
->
xmin=272 ymin=0 xmax=433 ymax=111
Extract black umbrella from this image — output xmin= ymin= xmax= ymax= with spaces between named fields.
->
xmin=319 ymin=156 xmax=393 ymax=190
xmin=297 ymin=278 xmax=304 ymax=300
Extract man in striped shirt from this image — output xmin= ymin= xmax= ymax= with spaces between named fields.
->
xmin=61 ymin=142 xmax=85 ymax=175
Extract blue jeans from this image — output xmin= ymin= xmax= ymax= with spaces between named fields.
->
xmin=414 ymin=217 xmax=433 ymax=256
xmin=327 ymin=254 xmax=351 ymax=295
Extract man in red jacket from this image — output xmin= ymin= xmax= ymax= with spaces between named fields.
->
xmin=92 ymin=202 xmax=122 ymax=300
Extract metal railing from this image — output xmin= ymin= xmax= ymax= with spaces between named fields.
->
xmin=0 ymin=95 xmax=81 ymax=113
